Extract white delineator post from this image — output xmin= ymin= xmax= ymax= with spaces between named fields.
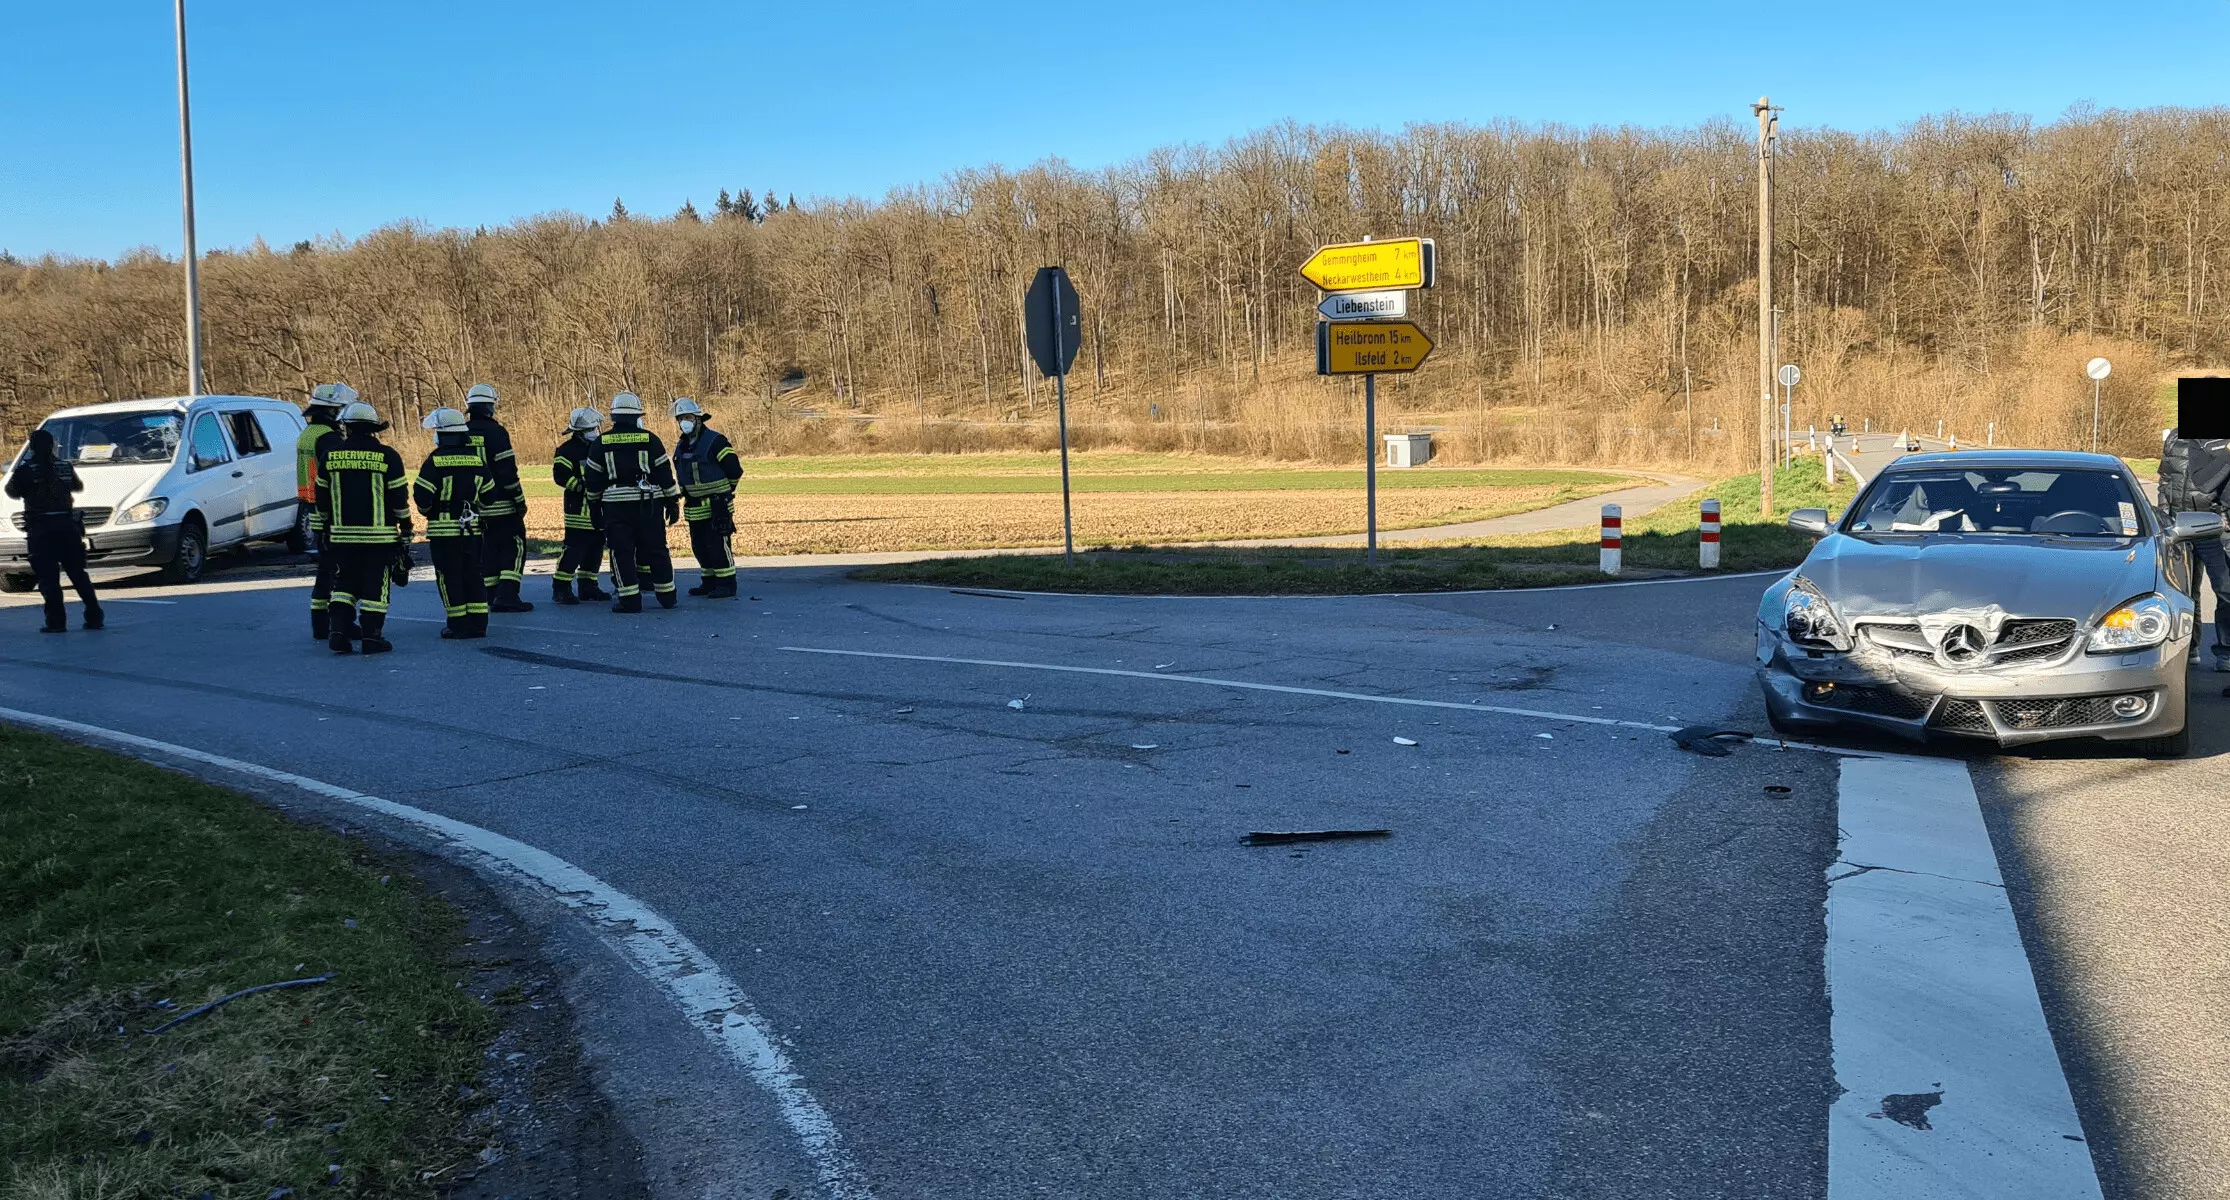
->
xmin=1825 ymin=448 xmax=1837 ymax=485
xmin=1700 ymin=499 xmax=1721 ymax=570
xmin=1600 ymin=504 xmax=1623 ymax=576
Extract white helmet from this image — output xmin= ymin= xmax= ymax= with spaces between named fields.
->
xmin=671 ymin=397 xmax=706 ymax=419
xmin=421 ymin=407 xmax=469 ymax=433
xmin=464 ymin=383 xmax=499 ymax=409
xmin=308 ymin=381 xmax=358 ymax=411
xmin=567 ymin=407 xmax=602 ymax=432
xmin=337 ymin=400 xmax=385 ymax=428
xmin=609 ymin=392 xmax=645 ymax=416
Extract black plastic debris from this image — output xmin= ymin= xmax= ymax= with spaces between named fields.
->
xmin=1242 ymin=829 xmax=1391 ymax=846
xmin=1764 ymin=784 xmax=1793 ymax=794
xmin=1670 ymin=726 xmax=1752 ymax=757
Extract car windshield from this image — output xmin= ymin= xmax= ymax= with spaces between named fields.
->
xmin=29 ymin=411 xmax=184 ymax=466
xmin=1845 ymin=467 xmax=2144 ymax=537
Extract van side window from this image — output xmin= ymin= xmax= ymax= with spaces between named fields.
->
xmin=189 ymin=414 xmax=230 ymax=471
xmin=224 ymin=411 xmax=271 ymax=455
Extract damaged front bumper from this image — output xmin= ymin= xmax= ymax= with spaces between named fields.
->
xmin=1755 ymin=624 xmax=2188 ymax=746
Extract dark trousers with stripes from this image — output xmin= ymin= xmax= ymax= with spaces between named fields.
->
xmin=479 ymin=512 xmax=526 ymax=592
xmin=429 ymin=534 xmax=488 ymax=634
xmin=602 ymin=500 xmax=673 ymax=602
xmin=328 ymin=544 xmax=393 ymax=638
xmin=687 ymin=512 xmax=734 ymax=581
xmin=557 ymin=526 xmax=605 ymax=585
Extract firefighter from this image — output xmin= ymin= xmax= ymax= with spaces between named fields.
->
xmin=5 ymin=429 xmax=103 ymax=633
xmin=413 ymin=407 xmax=494 ymax=639
xmin=550 ymin=407 xmax=612 ymax=605
xmin=463 ymin=383 xmax=533 ymax=612
xmin=583 ymin=392 xmax=680 ymax=612
xmin=670 ymin=397 xmax=745 ymax=597
xmin=316 ymin=400 xmax=410 ymax=654
xmin=299 ymin=382 xmax=351 ymax=639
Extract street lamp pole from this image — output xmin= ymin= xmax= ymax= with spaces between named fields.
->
xmin=175 ymin=0 xmax=205 ymax=396
xmin=1754 ymin=97 xmax=1778 ymax=514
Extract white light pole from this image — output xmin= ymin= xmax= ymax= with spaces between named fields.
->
xmin=175 ymin=0 xmax=205 ymax=396
xmin=2085 ymin=357 xmax=2112 ymax=452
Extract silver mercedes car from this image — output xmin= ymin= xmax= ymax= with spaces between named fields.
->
xmin=1756 ymin=449 xmax=2221 ymax=755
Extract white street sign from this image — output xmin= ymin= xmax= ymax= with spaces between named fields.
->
xmin=1778 ymin=363 xmax=1802 ymax=388
xmin=1318 ymin=289 xmax=1410 ymax=321
xmin=2086 ymin=356 xmax=2112 ymax=381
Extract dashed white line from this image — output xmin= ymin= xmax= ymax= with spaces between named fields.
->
xmin=0 ymin=706 xmax=870 ymax=1200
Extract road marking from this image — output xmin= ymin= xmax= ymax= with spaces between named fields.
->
xmin=105 ymin=598 xmax=179 ymax=605
xmin=0 ymin=706 xmax=871 ymax=1200
xmin=778 ymin=645 xmax=1906 ymax=759
xmin=884 ymin=568 xmax=1787 ymax=602
xmin=386 ymin=614 xmax=602 ymax=636
xmin=1828 ymin=756 xmax=2102 ymax=1196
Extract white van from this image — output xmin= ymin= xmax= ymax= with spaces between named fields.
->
xmin=0 ymin=394 xmax=308 ymax=590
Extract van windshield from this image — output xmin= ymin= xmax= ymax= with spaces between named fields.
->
xmin=31 ymin=411 xmax=184 ymax=466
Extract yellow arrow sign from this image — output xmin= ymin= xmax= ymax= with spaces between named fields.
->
xmin=1298 ymin=237 xmax=1435 ymax=292
xmin=1317 ymin=321 xmax=1434 ymax=375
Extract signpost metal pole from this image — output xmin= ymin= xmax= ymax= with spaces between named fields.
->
xmin=2085 ymin=357 xmax=2112 ymax=453
xmin=174 ymin=0 xmax=205 ymax=396
xmin=1025 ymin=266 xmax=1082 ymax=565
xmin=1054 ymin=311 xmax=1074 ymax=567
xmin=1365 ymin=373 xmax=1378 ymax=566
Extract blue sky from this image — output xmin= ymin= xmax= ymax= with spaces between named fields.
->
xmin=5 ymin=0 xmax=2227 ymax=260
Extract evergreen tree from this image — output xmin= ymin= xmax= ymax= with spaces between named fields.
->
xmin=677 ymin=198 xmax=702 ymax=223
xmin=762 ymin=190 xmax=780 ymax=217
xmin=609 ymin=197 xmax=630 ymax=222
xmin=785 ymin=192 xmax=798 ymax=212
xmin=734 ymin=190 xmax=762 ymax=222
xmin=715 ymin=188 xmax=732 ymax=216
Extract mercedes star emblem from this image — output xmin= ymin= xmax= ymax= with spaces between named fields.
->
xmin=1937 ymin=624 xmax=1989 ymax=666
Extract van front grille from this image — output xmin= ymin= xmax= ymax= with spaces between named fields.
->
xmin=9 ymin=507 xmax=111 ymax=531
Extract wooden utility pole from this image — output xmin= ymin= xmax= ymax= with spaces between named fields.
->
xmin=1754 ymin=97 xmax=1778 ymax=514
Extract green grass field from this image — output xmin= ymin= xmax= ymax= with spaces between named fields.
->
xmin=515 ymin=452 xmax=1631 ymax=498
xmin=0 ymin=728 xmax=493 ymax=1199
xmin=853 ymin=458 xmax=1853 ymax=595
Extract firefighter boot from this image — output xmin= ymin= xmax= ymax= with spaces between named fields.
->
xmin=612 ymin=592 xmax=643 ymax=614
xmin=490 ymin=581 xmax=535 ymax=613
xmin=552 ymin=578 xmax=580 ymax=606
xmin=312 ymin=609 xmax=330 ymax=640
xmin=687 ymin=574 xmax=712 ymax=597
xmin=359 ymin=614 xmax=393 ymax=655
xmin=578 ymin=576 xmax=612 ymax=601
xmin=711 ymin=576 xmax=738 ymax=599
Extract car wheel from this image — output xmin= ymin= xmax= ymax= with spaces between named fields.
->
xmin=283 ymin=504 xmax=311 ymax=554
xmin=0 ymin=572 xmax=33 ymax=594
xmin=2128 ymin=726 xmax=2190 ymax=758
xmin=161 ymin=516 xmax=208 ymax=585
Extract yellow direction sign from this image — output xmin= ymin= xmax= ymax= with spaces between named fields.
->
xmin=1317 ymin=321 xmax=1434 ymax=375
xmin=1298 ymin=237 xmax=1435 ymax=292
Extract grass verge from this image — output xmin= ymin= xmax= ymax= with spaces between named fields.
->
xmin=0 ymin=727 xmax=494 ymax=1199
xmin=851 ymin=457 xmax=1855 ymax=595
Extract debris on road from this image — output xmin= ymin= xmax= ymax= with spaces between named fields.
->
xmin=1007 ymin=698 xmax=1027 ymax=710
xmin=1535 ymin=732 xmax=1553 ymax=740
xmin=1243 ymin=829 xmax=1392 ymax=846
xmin=1335 ymin=748 xmax=1351 ymax=754
xmin=144 ymin=974 xmax=336 ymax=1035
xmin=1131 ymin=743 xmax=1159 ymax=750
xmin=1392 ymin=737 xmax=1418 ymax=746
xmin=1670 ymin=726 xmax=1752 ymax=756
xmin=790 ymin=805 xmax=808 ymax=810
xmin=1154 ymin=663 xmax=1176 ymax=670
xmin=1764 ymin=784 xmax=1793 ymax=794
xmin=895 ymin=706 xmax=916 ymax=714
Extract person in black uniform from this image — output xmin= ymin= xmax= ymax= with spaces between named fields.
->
xmin=5 ymin=428 xmax=103 ymax=633
xmin=670 ymin=397 xmax=746 ymax=598
xmin=300 ymin=382 xmax=350 ymax=639
xmin=550 ymin=406 xmax=612 ymax=606
xmin=583 ymin=391 xmax=680 ymax=613
xmin=317 ymin=400 xmax=410 ymax=654
xmin=462 ymin=382 xmax=533 ymax=612
xmin=412 ymin=407 xmax=494 ymax=639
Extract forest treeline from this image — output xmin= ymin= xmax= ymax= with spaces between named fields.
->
xmin=3 ymin=105 xmax=2226 ymax=464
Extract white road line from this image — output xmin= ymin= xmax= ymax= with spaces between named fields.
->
xmin=105 ymin=598 xmax=179 ymax=605
xmin=0 ymin=706 xmax=871 ymax=1200
xmin=778 ymin=644 xmax=1902 ymax=758
xmin=889 ymin=568 xmax=1788 ymax=602
xmin=1828 ymin=756 xmax=2102 ymax=1197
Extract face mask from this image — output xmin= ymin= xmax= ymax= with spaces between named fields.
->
xmin=582 ymin=430 xmax=600 ymax=442
xmin=678 ymin=420 xmax=696 ymax=435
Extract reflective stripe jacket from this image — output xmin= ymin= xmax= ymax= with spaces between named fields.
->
xmin=673 ymin=427 xmax=744 ymax=521
xmin=412 ymin=442 xmax=494 ymax=538
xmin=296 ymin=419 xmax=336 ymax=501
xmin=464 ymin=413 xmax=525 ymax=517
xmin=581 ymin=422 xmax=678 ymax=505
xmin=552 ymin=434 xmax=601 ymax=530
xmin=316 ymin=432 xmax=409 ymax=545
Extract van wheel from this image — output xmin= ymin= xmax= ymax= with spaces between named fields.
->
xmin=283 ymin=504 xmax=312 ymax=554
xmin=0 ymin=573 xmax=32 ymax=594
xmin=162 ymin=516 xmax=208 ymax=585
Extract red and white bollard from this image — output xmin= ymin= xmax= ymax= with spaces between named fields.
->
xmin=1700 ymin=499 xmax=1721 ymax=570
xmin=1600 ymin=504 xmax=1622 ymax=576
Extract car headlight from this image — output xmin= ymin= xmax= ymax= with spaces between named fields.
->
xmin=117 ymin=498 xmax=168 ymax=524
xmin=2086 ymin=594 xmax=2174 ymax=654
xmin=1784 ymin=576 xmax=1850 ymax=650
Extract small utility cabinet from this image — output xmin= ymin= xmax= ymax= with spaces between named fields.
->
xmin=1384 ymin=432 xmax=1433 ymax=468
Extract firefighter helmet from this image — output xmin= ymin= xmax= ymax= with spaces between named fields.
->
xmin=421 ymin=407 xmax=469 ymax=433
xmin=671 ymin=397 xmax=706 ymax=419
xmin=337 ymin=400 xmax=386 ymax=429
xmin=610 ymin=392 xmax=645 ymax=416
xmin=567 ymin=407 xmax=602 ymax=431
xmin=464 ymin=383 xmax=499 ymax=410
xmin=308 ymin=382 xmax=357 ymax=412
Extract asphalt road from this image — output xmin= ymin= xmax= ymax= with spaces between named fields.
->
xmin=2 ymin=544 xmax=2220 ymax=1197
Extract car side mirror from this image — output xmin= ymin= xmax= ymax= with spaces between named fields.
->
xmin=2172 ymin=511 xmax=2224 ymax=540
xmin=1786 ymin=508 xmax=1831 ymax=536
